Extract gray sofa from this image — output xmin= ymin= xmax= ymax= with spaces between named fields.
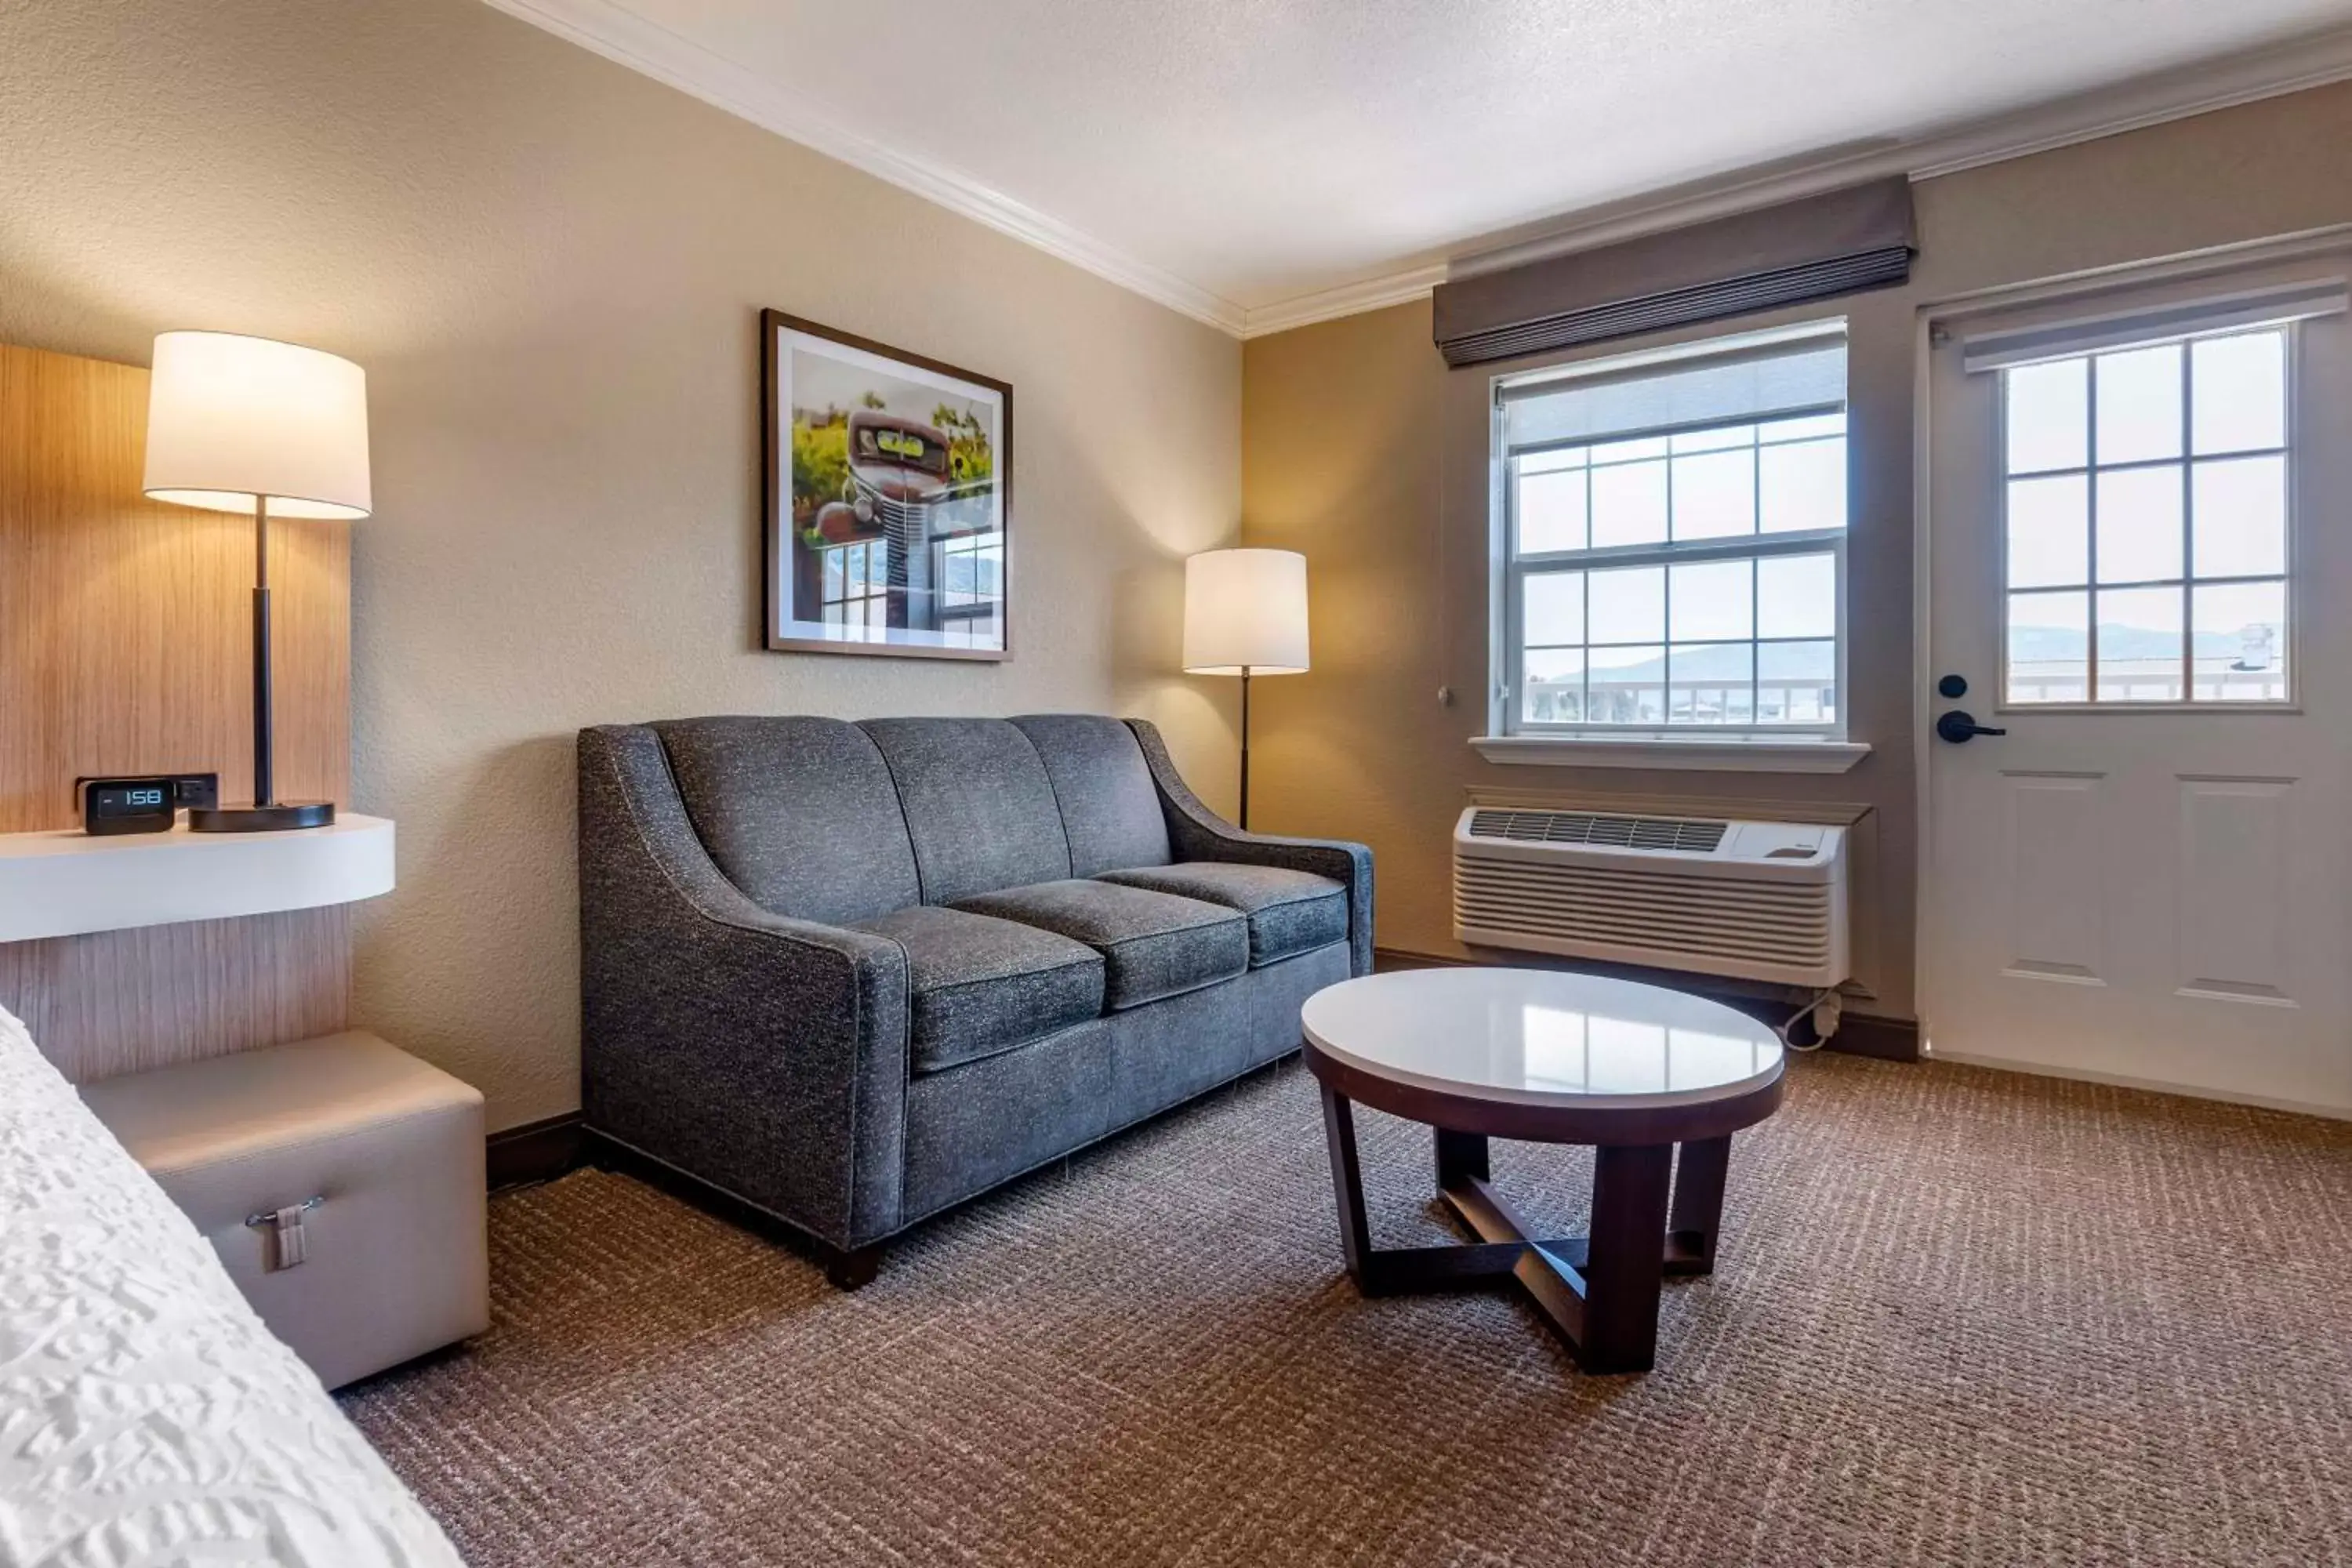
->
xmin=576 ymin=713 xmax=1372 ymax=1286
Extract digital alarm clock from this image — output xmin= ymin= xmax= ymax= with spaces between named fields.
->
xmin=76 ymin=773 xmax=220 ymax=836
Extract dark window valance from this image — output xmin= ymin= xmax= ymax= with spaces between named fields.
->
xmin=1432 ymin=177 xmax=1915 ymax=368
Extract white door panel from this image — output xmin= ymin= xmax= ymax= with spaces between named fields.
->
xmin=1924 ymin=266 xmax=2352 ymax=1114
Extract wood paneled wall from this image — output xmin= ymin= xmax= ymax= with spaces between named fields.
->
xmin=0 ymin=342 xmax=354 ymax=1081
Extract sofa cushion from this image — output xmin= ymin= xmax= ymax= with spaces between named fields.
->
xmin=859 ymin=719 xmax=1073 ymax=906
xmin=653 ymin=716 xmax=920 ymax=924
xmin=848 ymin=905 xmax=1105 ymax=1076
xmin=1009 ymin=715 xmax=1173 ymax=877
xmin=1094 ymin=862 xmax=1348 ymax=967
xmin=951 ymin=880 xmax=1247 ymax=1011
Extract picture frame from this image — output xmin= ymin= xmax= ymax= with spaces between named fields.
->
xmin=761 ymin=309 xmax=1011 ymax=660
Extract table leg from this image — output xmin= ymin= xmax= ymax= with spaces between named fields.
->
xmin=1434 ymin=1127 xmax=1489 ymax=1185
xmin=1578 ymin=1143 xmax=1675 ymax=1374
xmin=1319 ymin=1083 xmax=1374 ymax=1284
xmin=1667 ymin=1134 xmax=1732 ymax=1276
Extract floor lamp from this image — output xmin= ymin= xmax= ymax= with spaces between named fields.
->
xmin=1182 ymin=548 xmax=1309 ymax=831
xmin=143 ymin=332 xmax=373 ymax=831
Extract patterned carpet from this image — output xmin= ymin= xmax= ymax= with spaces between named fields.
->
xmin=341 ymin=1053 xmax=2352 ymax=1567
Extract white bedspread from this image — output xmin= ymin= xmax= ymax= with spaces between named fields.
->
xmin=0 ymin=1006 xmax=463 ymax=1567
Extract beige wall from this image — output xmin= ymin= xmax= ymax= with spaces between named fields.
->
xmin=1243 ymin=82 xmax=2352 ymax=1021
xmin=1 ymin=0 xmax=1242 ymax=1130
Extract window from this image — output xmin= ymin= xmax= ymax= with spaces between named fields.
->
xmin=822 ymin=539 xmax=889 ymax=629
xmin=1497 ymin=325 xmax=1848 ymax=735
xmin=2001 ymin=327 xmax=2290 ymax=706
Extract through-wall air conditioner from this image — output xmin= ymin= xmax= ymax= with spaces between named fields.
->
xmin=1452 ymin=808 xmax=1849 ymax=989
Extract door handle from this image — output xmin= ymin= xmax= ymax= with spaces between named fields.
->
xmin=1936 ymin=710 xmax=2008 ymax=744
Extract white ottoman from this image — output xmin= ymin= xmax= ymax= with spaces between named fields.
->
xmin=82 ymin=1031 xmax=490 ymax=1390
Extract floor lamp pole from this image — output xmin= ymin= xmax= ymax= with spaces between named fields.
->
xmin=1239 ymin=666 xmax=1252 ymax=832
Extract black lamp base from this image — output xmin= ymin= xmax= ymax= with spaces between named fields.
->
xmin=188 ymin=801 xmax=336 ymax=833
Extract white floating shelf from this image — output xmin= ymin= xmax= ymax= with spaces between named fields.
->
xmin=0 ymin=815 xmax=395 ymax=943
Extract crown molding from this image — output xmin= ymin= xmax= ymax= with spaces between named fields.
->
xmin=1239 ymin=263 xmax=1450 ymax=339
xmin=477 ymin=0 xmax=1249 ymax=335
xmin=481 ymin=2 xmax=2352 ymax=344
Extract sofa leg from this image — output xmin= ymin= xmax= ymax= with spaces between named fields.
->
xmin=820 ymin=1240 xmax=883 ymax=1290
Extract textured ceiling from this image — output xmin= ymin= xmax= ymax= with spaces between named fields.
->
xmin=495 ymin=0 xmax=2352 ymax=319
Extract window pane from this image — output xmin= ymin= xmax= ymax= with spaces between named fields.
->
xmin=1759 ymin=438 xmax=1846 ymax=533
xmin=1670 ymin=448 xmax=1755 ymax=539
xmin=1593 ymin=435 xmax=1668 ymax=463
xmin=825 ymin=550 xmax=845 ymax=600
xmin=2192 ymin=580 xmax=2288 ymax=702
xmin=1669 ymin=643 xmax=1753 ymax=725
xmin=1760 ymin=411 xmax=1845 ymax=444
xmin=2192 ymin=332 xmax=2285 ymax=456
xmin=1669 ymin=423 xmax=1752 ymax=453
xmin=1588 ymin=564 xmax=1664 ymax=644
xmin=2007 ymin=474 xmax=2088 ymax=589
xmin=1590 ymin=459 xmax=1668 ymax=547
xmin=1585 ymin=646 xmax=1665 ymax=724
xmin=2006 ymin=359 xmax=2087 ymax=474
xmin=1757 ymin=553 xmax=1836 ymax=638
xmin=2095 ymin=343 xmax=2183 ymax=465
xmin=1523 ymin=571 xmax=1585 ymax=646
xmin=2008 ymin=590 xmax=2089 ymax=704
xmin=1669 ymin=559 xmax=1751 ymax=641
xmin=1523 ymin=648 xmax=1587 ymax=724
xmin=2094 ymin=465 xmax=2183 ymax=585
xmin=1521 ymin=445 xmax=1587 ymax=474
xmin=2095 ymin=585 xmax=2185 ymax=702
xmin=1757 ymin=641 xmax=1835 ymax=724
xmin=2192 ymin=455 xmax=2287 ymax=579
xmin=1517 ymin=466 xmax=1588 ymax=554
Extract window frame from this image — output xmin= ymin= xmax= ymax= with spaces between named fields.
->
xmin=1993 ymin=320 xmax=2300 ymax=714
xmin=1494 ymin=333 xmax=1853 ymax=742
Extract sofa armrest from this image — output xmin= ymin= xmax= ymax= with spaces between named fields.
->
xmin=1126 ymin=720 xmax=1375 ymax=977
xmin=577 ymin=724 xmax=909 ymax=1249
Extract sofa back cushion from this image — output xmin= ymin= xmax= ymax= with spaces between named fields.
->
xmin=859 ymin=718 xmax=1073 ymax=906
xmin=653 ymin=716 xmax=920 ymax=925
xmin=1011 ymin=715 xmax=1173 ymax=878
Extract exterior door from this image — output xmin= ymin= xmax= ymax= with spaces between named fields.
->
xmin=1922 ymin=259 xmax=2352 ymax=1115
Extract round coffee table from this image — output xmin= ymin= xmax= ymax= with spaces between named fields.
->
xmin=1301 ymin=967 xmax=1785 ymax=1374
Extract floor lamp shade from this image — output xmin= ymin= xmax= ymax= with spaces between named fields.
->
xmin=1182 ymin=549 xmax=1309 ymax=675
xmin=1182 ymin=548 xmax=1308 ymax=831
xmin=143 ymin=332 xmax=372 ymax=520
xmin=142 ymin=332 xmax=372 ymax=831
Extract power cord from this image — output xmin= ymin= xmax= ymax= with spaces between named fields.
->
xmin=1777 ymin=988 xmax=1843 ymax=1052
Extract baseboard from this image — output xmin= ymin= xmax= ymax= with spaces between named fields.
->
xmin=485 ymin=1110 xmax=586 ymax=1190
xmin=1929 ymin=1048 xmax=2352 ymax=1121
xmin=1371 ymin=946 xmax=1921 ymax=1063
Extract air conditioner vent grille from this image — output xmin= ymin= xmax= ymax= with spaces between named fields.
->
xmin=1466 ymin=808 xmax=1728 ymax=855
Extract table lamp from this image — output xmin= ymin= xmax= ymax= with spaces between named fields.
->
xmin=1181 ymin=547 xmax=1308 ymax=830
xmin=143 ymin=331 xmax=372 ymax=831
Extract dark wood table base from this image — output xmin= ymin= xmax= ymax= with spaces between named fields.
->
xmin=1319 ymin=1084 xmax=1733 ymax=1375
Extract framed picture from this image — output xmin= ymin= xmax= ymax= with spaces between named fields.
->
xmin=762 ymin=309 xmax=1011 ymax=660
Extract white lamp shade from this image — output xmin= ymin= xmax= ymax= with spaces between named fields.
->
xmin=1182 ymin=548 xmax=1308 ymax=675
xmin=143 ymin=332 xmax=372 ymax=520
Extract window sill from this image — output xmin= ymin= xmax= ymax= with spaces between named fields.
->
xmin=1468 ymin=734 xmax=1872 ymax=774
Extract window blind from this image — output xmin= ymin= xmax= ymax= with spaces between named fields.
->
xmin=1500 ymin=335 xmax=1847 ymax=452
xmin=1958 ymin=278 xmax=2348 ymax=373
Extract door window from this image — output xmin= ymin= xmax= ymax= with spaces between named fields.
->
xmin=2001 ymin=327 xmax=2291 ymax=706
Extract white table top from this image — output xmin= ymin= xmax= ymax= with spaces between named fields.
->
xmin=1301 ymin=968 xmax=1784 ymax=1111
